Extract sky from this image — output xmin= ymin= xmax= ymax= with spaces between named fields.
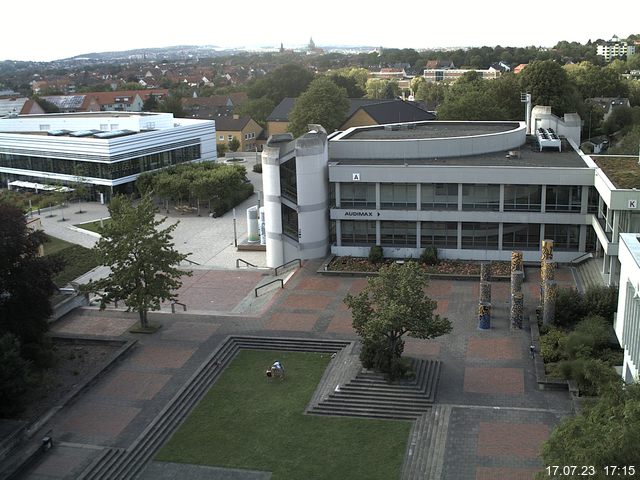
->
xmin=2 ymin=0 xmax=639 ymax=62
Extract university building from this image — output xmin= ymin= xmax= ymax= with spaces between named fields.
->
xmin=0 ymin=111 xmax=216 ymax=199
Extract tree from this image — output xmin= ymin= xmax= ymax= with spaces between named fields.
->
xmin=328 ymin=74 xmax=365 ymax=98
xmin=237 ymin=97 xmax=275 ymax=127
xmin=565 ymin=61 xmax=627 ymax=99
xmin=344 ymin=262 xmax=452 ymax=379
xmin=365 ymin=78 xmax=388 ymax=99
xmin=88 ymin=195 xmax=191 ymax=329
xmin=519 ymin=60 xmax=582 ymax=116
xmin=0 ymin=203 xmax=61 ymax=366
xmin=246 ymin=64 xmax=315 ymax=105
xmin=288 ymin=77 xmax=349 ymax=137
xmin=142 ymin=94 xmax=159 ymax=112
xmin=228 ymin=137 xmax=241 ymax=152
xmin=0 ymin=333 xmax=32 ymax=417
xmin=538 ymin=383 xmax=640 ymax=477
xmin=159 ymin=95 xmax=186 ymax=117
xmin=437 ymin=72 xmax=510 ymax=120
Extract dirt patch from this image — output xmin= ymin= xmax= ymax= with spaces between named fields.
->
xmin=20 ymin=340 xmax=120 ymax=422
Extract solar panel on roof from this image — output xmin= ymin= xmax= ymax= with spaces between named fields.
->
xmin=69 ymin=129 xmax=100 ymax=137
xmin=47 ymin=130 xmax=69 ymax=136
xmin=93 ymin=129 xmax=135 ymax=139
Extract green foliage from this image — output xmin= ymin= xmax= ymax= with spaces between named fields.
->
xmin=539 ymin=327 xmax=568 ymax=363
xmin=0 ymin=203 xmax=61 ymax=366
xmin=49 ymin=244 xmax=100 ymax=286
xmin=87 ymin=195 xmax=192 ymax=328
xmin=246 ymin=64 xmax=315 ymax=105
xmin=610 ymin=124 xmax=640 ymax=154
xmin=327 ymin=74 xmax=365 ymax=98
xmin=368 ymin=245 xmax=384 ymax=264
xmin=565 ymin=315 xmax=614 ymax=359
xmin=519 ymin=60 xmax=582 ymax=116
xmin=583 ymin=285 xmax=618 ymax=322
xmin=288 ymin=77 xmax=349 ymax=137
xmin=540 ymin=383 xmax=640 ymax=472
xmin=554 ymin=287 xmax=586 ymax=328
xmin=217 ymin=142 xmax=228 ymax=157
xmin=0 ymin=333 xmax=32 ymax=417
xmin=565 ymin=61 xmax=628 ymax=99
xmin=420 ymin=246 xmax=438 ymax=265
xmin=159 ymin=95 xmax=186 ymax=117
xmin=237 ymin=97 xmax=275 ymax=127
xmin=344 ymin=262 xmax=452 ymax=379
xmin=228 ymin=137 xmax=240 ymax=152
xmin=559 ymin=358 xmax=621 ymax=396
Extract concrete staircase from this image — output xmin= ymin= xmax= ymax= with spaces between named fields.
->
xmin=574 ymin=258 xmax=604 ymax=293
xmin=77 ymin=336 xmax=350 ymax=480
xmin=307 ymin=358 xmax=441 ymax=420
xmin=401 ymin=405 xmax=452 ymax=480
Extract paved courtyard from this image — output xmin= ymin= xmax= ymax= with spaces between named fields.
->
xmin=15 ymin=254 xmax=577 ymax=480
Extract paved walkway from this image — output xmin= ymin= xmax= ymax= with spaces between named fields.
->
xmin=18 ymin=260 xmax=575 ymax=480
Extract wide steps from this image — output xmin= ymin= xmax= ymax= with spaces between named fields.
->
xmin=309 ymin=358 xmax=441 ymax=420
xmin=78 ymin=336 xmax=350 ymax=480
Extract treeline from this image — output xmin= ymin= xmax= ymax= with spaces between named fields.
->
xmin=136 ymin=162 xmax=254 ymax=217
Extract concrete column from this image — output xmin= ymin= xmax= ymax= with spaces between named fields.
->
xmin=612 ymin=210 xmax=620 ymax=242
xmin=579 ymin=224 xmax=587 ymax=252
xmin=511 ymin=270 xmax=524 ymax=294
xmin=511 ymin=251 xmax=523 ymax=272
xmin=511 ymin=292 xmax=524 ymax=329
xmin=457 ymin=221 xmax=462 ymax=250
xmin=335 ymin=220 xmax=342 ymax=247
xmin=480 ymin=282 xmax=492 ymax=303
xmin=581 ymin=185 xmax=589 ymax=214
xmin=543 ymin=280 xmax=557 ymax=325
xmin=335 ymin=182 xmax=341 ymax=208
xmin=499 ymin=184 xmax=505 ymax=213
xmin=498 ymin=223 xmax=504 ymax=251
xmin=375 ymin=183 xmax=381 ymax=210
xmin=480 ymin=262 xmax=492 ymax=282
xmin=376 ymin=220 xmax=381 ymax=246
xmin=540 ymin=185 xmax=547 ymax=213
xmin=416 ymin=183 xmax=421 ymax=211
xmin=457 ymin=184 xmax=463 ymax=211
xmin=478 ymin=302 xmax=491 ymax=330
xmin=416 ymin=222 xmax=422 ymax=249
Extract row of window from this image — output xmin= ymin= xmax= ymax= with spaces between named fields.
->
xmin=339 ymin=220 xmax=580 ymax=251
xmin=217 ymin=132 xmax=257 ymax=142
xmin=336 ymin=183 xmax=597 ymax=213
xmin=0 ymin=145 xmax=201 ymax=180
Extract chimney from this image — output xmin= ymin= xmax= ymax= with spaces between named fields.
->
xmin=233 ymin=114 xmax=240 ymax=120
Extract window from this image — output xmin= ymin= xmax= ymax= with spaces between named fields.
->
xmin=280 ymin=158 xmax=297 ymax=202
xmin=380 ymin=183 xmax=416 ymax=209
xmin=39 ymin=124 xmax=50 ymax=131
xmin=503 ymin=185 xmax=541 ymax=212
xmin=421 ymin=183 xmax=458 ymax=210
xmin=462 ymin=184 xmax=500 ymax=211
xmin=421 ymin=222 xmax=458 ymax=248
xmin=461 ymin=223 xmax=499 ymax=249
xmin=380 ymin=221 xmax=416 ymax=246
xmin=219 ymin=135 xmax=224 ymax=141
xmin=340 ymin=183 xmax=376 ymax=208
xmin=341 ymin=220 xmax=376 ymax=246
xmin=545 ymin=186 xmax=581 ymax=212
xmin=588 ymin=187 xmax=598 ymax=214
xmin=502 ymin=223 xmax=540 ymax=250
xmin=282 ymin=204 xmax=298 ymax=240
xmin=544 ymin=224 xmax=579 ymax=251
xmin=228 ymin=135 xmax=234 ymax=141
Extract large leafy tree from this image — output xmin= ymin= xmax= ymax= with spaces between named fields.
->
xmin=288 ymin=77 xmax=349 ymax=137
xmin=565 ymin=61 xmax=628 ymax=99
xmin=0 ymin=203 xmax=61 ymax=366
xmin=344 ymin=262 xmax=452 ymax=378
xmin=246 ymin=64 xmax=315 ymax=105
xmin=88 ymin=195 xmax=191 ymax=329
xmin=519 ymin=60 xmax=582 ymax=116
xmin=538 ymin=383 xmax=640 ymax=477
xmin=437 ymin=71 xmax=511 ymax=120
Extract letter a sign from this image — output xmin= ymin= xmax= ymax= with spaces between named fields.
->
xmin=352 ymin=173 xmax=361 ymax=181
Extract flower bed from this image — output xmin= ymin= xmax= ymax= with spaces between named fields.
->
xmin=326 ymin=256 xmax=511 ymax=277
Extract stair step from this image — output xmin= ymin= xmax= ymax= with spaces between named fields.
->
xmin=310 ymin=406 xmax=419 ymax=420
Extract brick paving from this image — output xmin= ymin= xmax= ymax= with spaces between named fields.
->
xmin=18 ymin=260 xmax=577 ymax=480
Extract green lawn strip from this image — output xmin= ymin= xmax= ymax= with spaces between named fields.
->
xmin=73 ymin=218 xmax=110 ymax=233
xmin=42 ymin=234 xmax=101 ymax=286
xmin=157 ymin=350 xmax=411 ymax=480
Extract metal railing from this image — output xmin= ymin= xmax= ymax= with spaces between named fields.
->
xmin=274 ymin=258 xmax=301 ymax=276
xmin=255 ymin=279 xmax=284 ymax=297
xmin=171 ymin=301 xmax=187 ymax=313
xmin=236 ymin=258 xmax=259 ymax=268
xmin=182 ymin=258 xmax=201 ymax=266
xmin=569 ymin=252 xmax=594 ymax=265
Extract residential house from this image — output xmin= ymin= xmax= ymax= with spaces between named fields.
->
xmin=586 ymin=97 xmax=631 ymax=122
xmin=215 ymin=115 xmax=263 ymax=151
xmin=182 ymin=93 xmax=248 ymax=119
xmin=513 ymin=64 xmax=528 ymax=74
xmin=597 ymin=35 xmax=636 ymax=61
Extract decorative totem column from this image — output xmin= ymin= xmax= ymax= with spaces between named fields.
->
xmin=480 ymin=262 xmax=492 ymax=282
xmin=478 ymin=302 xmax=491 ymax=330
xmin=543 ymin=280 xmax=558 ymax=325
xmin=540 ymin=239 xmax=554 ymax=305
xmin=479 ymin=261 xmax=492 ymax=304
xmin=510 ymin=270 xmax=524 ymax=296
xmin=511 ymin=292 xmax=524 ymax=329
xmin=511 ymin=251 xmax=523 ymax=273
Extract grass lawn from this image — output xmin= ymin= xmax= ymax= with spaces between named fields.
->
xmin=156 ymin=350 xmax=411 ymax=480
xmin=43 ymin=234 xmax=101 ymax=286
xmin=73 ymin=218 xmax=111 ymax=234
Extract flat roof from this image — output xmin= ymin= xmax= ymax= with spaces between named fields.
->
xmin=592 ymin=155 xmax=640 ymax=189
xmin=338 ymin=121 xmax=520 ymax=141
xmin=331 ymin=137 xmax=588 ymax=169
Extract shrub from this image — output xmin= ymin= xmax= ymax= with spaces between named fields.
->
xmin=554 ymin=288 xmax=585 ymax=328
xmin=420 ymin=246 xmax=438 ymax=265
xmin=540 ymin=328 xmax=569 ymax=363
xmin=368 ymin=245 xmax=384 ymax=264
xmin=565 ymin=315 xmax=614 ymax=359
xmin=252 ymin=163 xmax=262 ymax=173
xmin=583 ymin=285 xmax=618 ymax=323
xmin=0 ymin=333 xmax=33 ymax=417
xmin=359 ymin=336 xmax=408 ymax=380
xmin=560 ymin=358 xmax=621 ymax=396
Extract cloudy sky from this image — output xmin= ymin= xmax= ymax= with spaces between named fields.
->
xmin=2 ymin=0 xmax=639 ymax=61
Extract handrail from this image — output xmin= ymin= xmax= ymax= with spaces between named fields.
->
xmin=274 ymin=258 xmax=301 ymax=276
xmin=255 ymin=279 xmax=284 ymax=297
xmin=182 ymin=258 xmax=201 ymax=266
xmin=569 ymin=252 xmax=594 ymax=265
xmin=171 ymin=301 xmax=187 ymax=313
xmin=236 ymin=258 xmax=259 ymax=268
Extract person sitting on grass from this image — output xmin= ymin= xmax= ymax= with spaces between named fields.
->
xmin=267 ymin=360 xmax=284 ymax=379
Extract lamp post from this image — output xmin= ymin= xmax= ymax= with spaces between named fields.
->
xmin=233 ymin=208 xmax=238 ymax=247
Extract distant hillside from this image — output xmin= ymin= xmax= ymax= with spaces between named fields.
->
xmin=64 ymin=45 xmax=236 ymax=61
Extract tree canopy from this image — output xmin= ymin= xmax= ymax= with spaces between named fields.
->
xmin=246 ymin=64 xmax=315 ymax=105
xmin=0 ymin=203 xmax=61 ymax=366
xmin=519 ymin=60 xmax=582 ymax=116
xmin=344 ymin=262 xmax=452 ymax=378
xmin=288 ymin=77 xmax=349 ymax=137
xmin=88 ymin=195 xmax=191 ymax=328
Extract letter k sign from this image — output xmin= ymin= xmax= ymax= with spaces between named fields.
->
xmin=630 ymin=199 xmax=638 ymax=209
